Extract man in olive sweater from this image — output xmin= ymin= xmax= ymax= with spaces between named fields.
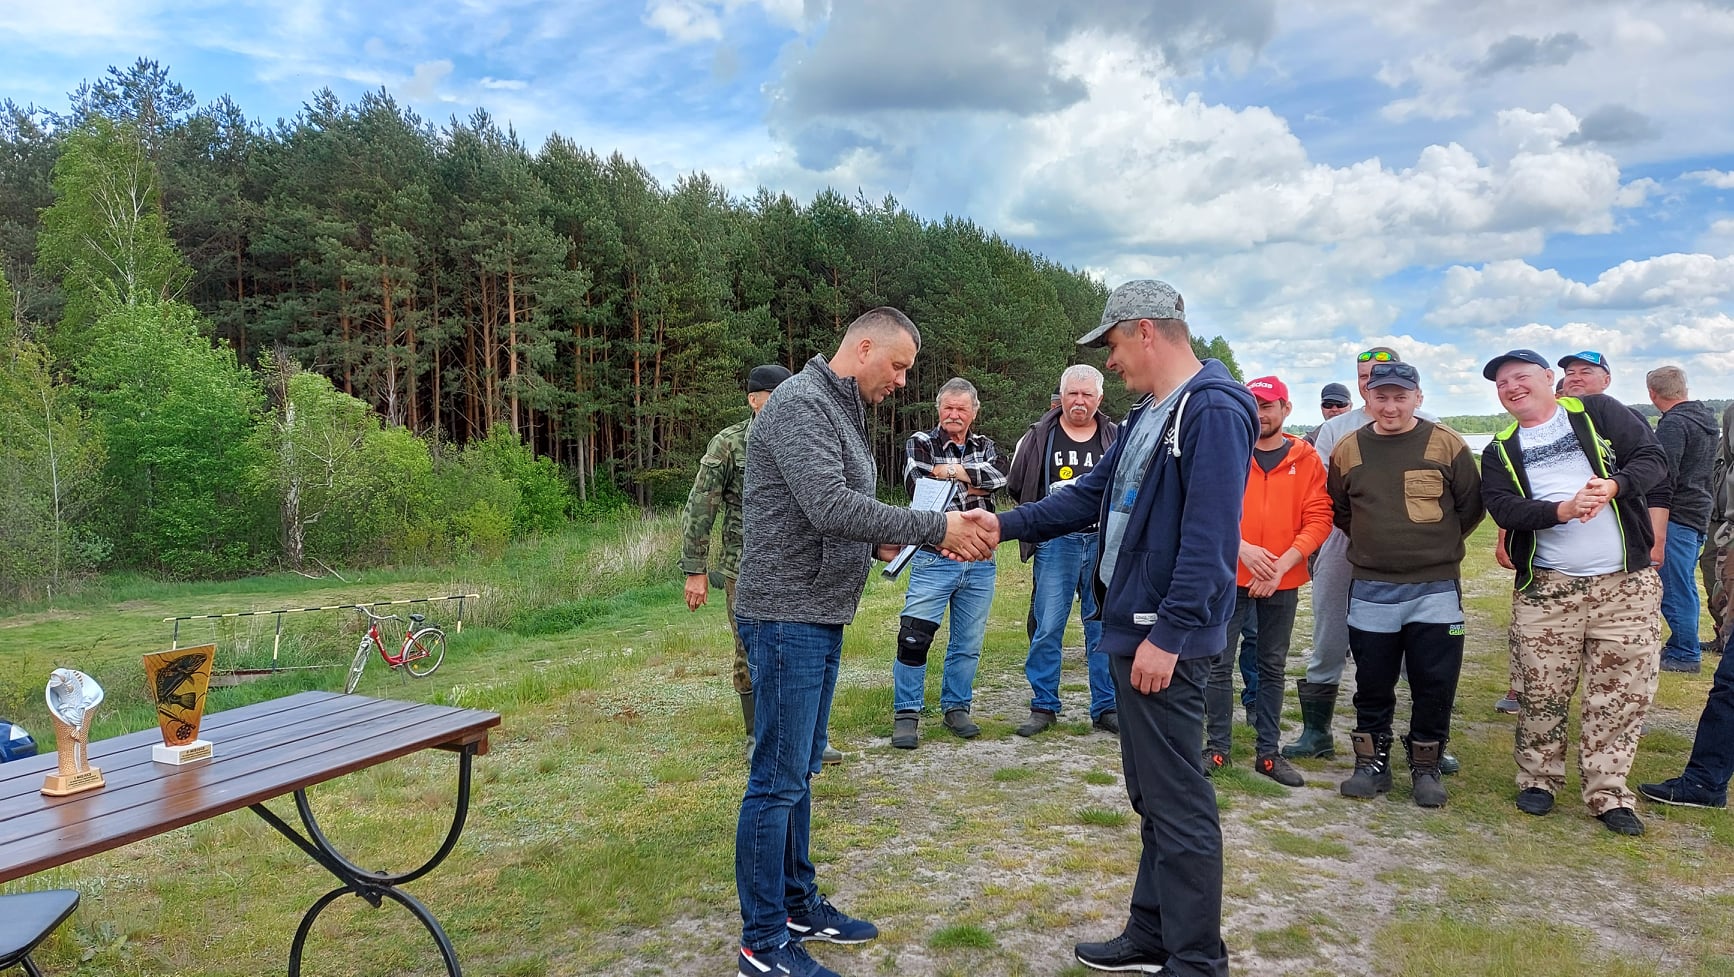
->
xmin=1326 ymin=362 xmax=1485 ymax=808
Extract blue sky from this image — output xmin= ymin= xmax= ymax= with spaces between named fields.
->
xmin=5 ymin=0 xmax=1733 ymax=421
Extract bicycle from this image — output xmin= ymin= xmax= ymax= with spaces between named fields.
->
xmin=344 ymin=604 xmax=448 ymax=694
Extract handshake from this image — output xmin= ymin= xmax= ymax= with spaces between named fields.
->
xmin=941 ymin=509 xmax=1000 ymax=561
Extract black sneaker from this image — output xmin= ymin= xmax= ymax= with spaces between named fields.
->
xmin=1638 ymin=777 xmax=1729 ymax=809
xmin=1515 ymin=787 xmax=1554 ymax=816
xmin=787 ymin=895 xmax=879 ymax=944
xmin=739 ymin=941 xmax=839 ymax=977
xmin=1092 ymin=710 xmax=1120 ymax=735
xmin=1201 ymin=750 xmax=1227 ymax=776
xmin=1075 ymin=933 xmax=1167 ymax=973
xmin=1598 ymin=807 xmax=1645 ymax=836
xmin=1256 ymin=754 xmax=1304 ymax=787
xmin=1660 ymin=657 xmax=1702 ymax=674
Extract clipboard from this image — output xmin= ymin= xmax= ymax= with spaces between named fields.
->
xmin=882 ymin=477 xmax=961 ymax=579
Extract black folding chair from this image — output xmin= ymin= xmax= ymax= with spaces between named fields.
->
xmin=0 ymin=890 xmax=79 ymax=976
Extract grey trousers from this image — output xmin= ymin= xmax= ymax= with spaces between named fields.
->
xmin=1305 ymin=528 xmax=1353 ymax=685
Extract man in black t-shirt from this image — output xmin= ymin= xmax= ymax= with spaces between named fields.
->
xmin=1006 ymin=364 xmax=1121 ymax=736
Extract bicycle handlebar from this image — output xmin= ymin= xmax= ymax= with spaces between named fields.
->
xmin=354 ymin=605 xmax=402 ymax=623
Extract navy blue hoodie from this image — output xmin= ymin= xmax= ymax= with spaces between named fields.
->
xmin=998 ymin=360 xmax=1257 ymax=660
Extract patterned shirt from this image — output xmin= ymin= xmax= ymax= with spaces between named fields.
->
xmin=903 ymin=427 xmax=1007 ymax=513
xmin=679 ymin=416 xmax=750 ymax=578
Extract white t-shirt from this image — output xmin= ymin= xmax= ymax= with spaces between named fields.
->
xmin=1516 ymin=408 xmax=1625 ymax=576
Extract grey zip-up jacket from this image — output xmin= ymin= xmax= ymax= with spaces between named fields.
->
xmin=735 ymin=355 xmax=948 ymax=625
xmin=1655 ymin=399 xmax=1720 ymax=535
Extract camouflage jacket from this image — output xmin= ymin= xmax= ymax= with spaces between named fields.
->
xmin=680 ymin=416 xmax=750 ymax=578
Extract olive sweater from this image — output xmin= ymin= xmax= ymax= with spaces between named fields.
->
xmin=1326 ymin=420 xmax=1486 ymax=583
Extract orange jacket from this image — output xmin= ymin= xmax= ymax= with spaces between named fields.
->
xmin=1237 ymin=435 xmax=1333 ymax=590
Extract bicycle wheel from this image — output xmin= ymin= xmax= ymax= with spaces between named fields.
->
xmin=405 ymin=628 xmax=446 ymax=677
xmin=345 ymin=637 xmax=373 ymax=694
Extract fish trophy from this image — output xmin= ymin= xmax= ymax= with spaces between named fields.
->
xmin=143 ymin=644 xmax=216 ymax=765
xmin=42 ymin=668 xmax=105 ymax=796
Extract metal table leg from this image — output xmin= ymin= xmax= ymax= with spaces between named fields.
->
xmin=250 ymin=746 xmax=476 ymax=976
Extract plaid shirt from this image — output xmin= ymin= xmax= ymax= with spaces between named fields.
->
xmin=903 ymin=427 xmax=1007 ymax=513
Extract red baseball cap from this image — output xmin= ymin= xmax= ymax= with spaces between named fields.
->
xmin=1246 ymin=376 xmax=1288 ymax=403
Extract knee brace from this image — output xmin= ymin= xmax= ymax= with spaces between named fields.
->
xmin=897 ymin=615 xmax=940 ymax=667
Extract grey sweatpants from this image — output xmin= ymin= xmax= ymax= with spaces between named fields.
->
xmin=1305 ymin=528 xmax=1353 ymax=685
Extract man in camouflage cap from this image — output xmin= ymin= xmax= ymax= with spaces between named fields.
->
xmin=681 ymin=363 xmax=841 ymax=764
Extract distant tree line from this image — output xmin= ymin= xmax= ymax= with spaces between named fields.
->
xmin=0 ymin=60 xmax=1243 ymax=596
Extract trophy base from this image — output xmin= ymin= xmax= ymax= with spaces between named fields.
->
xmin=42 ymin=766 xmax=104 ymax=796
xmin=153 ymin=740 xmax=214 ymax=765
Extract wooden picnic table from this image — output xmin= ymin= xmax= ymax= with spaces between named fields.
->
xmin=0 ymin=690 xmax=500 ymax=976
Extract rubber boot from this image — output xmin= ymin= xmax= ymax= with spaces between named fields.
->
xmin=740 ymin=692 xmax=756 ymax=762
xmin=1339 ymin=731 xmax=1393 ymax=798
xmin=1281 ymin=681 xmax=1338 ymax=759
xmin=1407 ymin=737 xmax=1447 ymax=808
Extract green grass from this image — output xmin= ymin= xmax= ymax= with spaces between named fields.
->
xmin=3 ymin=517 xmax=1730 ymax=977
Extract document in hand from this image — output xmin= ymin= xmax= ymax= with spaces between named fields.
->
xmin=882 ymin=477 xmax=961 ymax=579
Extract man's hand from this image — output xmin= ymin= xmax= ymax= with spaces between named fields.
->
xmin=1559 ymin=481 xmax=1614 ymax=523
xmin=1246 ymin=576 xmax=1280 ymax=599
xmin=940 ymin=509 xmax=998 ymax=561
xmin=875 ymin=543 xmax=901 ymax=562
xmin=1494 ymin=528 xmax=1514 ymax=570
xmin=1129 ymin=639 xmax=1180 ymax=694
xmin=1239 ymin=542 xmax=1278 ymax=580
xmin=684 ymin=573 xmax=708 ymax=611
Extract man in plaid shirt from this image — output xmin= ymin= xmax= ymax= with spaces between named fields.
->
xmin=891 ymin=377 xmax=1008 ymax=749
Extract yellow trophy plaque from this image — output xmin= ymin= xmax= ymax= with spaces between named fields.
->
xmin=42 ymin=668 xmax=105 ymax=796
xmin=143 ymin=644 xmax=216 ymax=765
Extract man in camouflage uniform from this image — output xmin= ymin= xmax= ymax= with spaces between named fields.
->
xmin=682 ymin=364 xmax=839 ymax=764
xmin=1699 ymin=403 xmax=1733 ymax=658
xmin=1480 ymin=350 xmax=1669 ymax=836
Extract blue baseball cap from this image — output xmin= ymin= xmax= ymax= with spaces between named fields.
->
xmin=1557 ymin=351 xmax=1610 ymax=372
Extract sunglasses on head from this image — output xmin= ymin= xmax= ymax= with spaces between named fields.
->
xmin=1357 ymin=350 xmax=1394 ymax=363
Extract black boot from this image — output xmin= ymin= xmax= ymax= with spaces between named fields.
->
xmin=1406 ymin=736 xmax=1447 ymax=808
xmin=740 ymin=692 xmax=756 ymax=762
xmin=1281 ymin=681 xmax=1338 ymax=759
xmin=1340 ymin=731 xmax=1393 ymax=798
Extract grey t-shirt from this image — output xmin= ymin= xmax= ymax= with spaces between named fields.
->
xmin=1098 ymin=384 xmax=1185 ymax=588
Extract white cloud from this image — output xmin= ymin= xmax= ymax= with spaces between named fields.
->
xmin=1686 ymin=168 xmax=1734 ymax=188
xmin=401 ymin=59 xmax=453 ymax=100
xmin=1565 ymin=253 xmax=1734 ymax=309
xmin=645 ymin=0 xmax=723 ymax=42
xmin=479 ymin=77 xmax=528 ymax=90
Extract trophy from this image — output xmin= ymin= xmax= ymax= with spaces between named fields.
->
xmin=143 ymin=644 xmax=216 ymax=765
xmin=41 ymin=668 xmax=105 ymax=796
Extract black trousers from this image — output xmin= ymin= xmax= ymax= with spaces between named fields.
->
xmin=1110 ymin=653 xmax=1229 ymax=977
xmin=1206 ymin=587 xmax=1299 ymax=757
xmin=1347 ymin=622 xmax=1463 ymax=744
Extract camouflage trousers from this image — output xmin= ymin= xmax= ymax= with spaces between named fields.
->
xmin=723 ymin=575 xmax=752 ymax=695
xmin=1511 ymin=567 xmax=1661 ymax=815
xmin=1703 ymin=530 xmax=1732 ymax=656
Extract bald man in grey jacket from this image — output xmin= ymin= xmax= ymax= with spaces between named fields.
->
xmin=732 ymin=307 xmax=995 ymax=977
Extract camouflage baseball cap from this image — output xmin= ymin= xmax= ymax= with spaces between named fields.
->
xmin=1078 ymin=279 xmax=1186 ymax=348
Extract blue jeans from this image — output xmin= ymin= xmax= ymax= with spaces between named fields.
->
xmin=1025 ymin=532 xmax=1114 ymax=719
xmin=893 ymin=550 xmax=996 ymax=713
xmin=1661 ymin=524 xmax=1707 ymax=663
xmin=734 ymin=617 xmax=838 ymax=949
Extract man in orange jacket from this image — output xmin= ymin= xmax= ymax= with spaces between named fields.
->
xmin=1204 ymin=376 xmax=1334 ymax=786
